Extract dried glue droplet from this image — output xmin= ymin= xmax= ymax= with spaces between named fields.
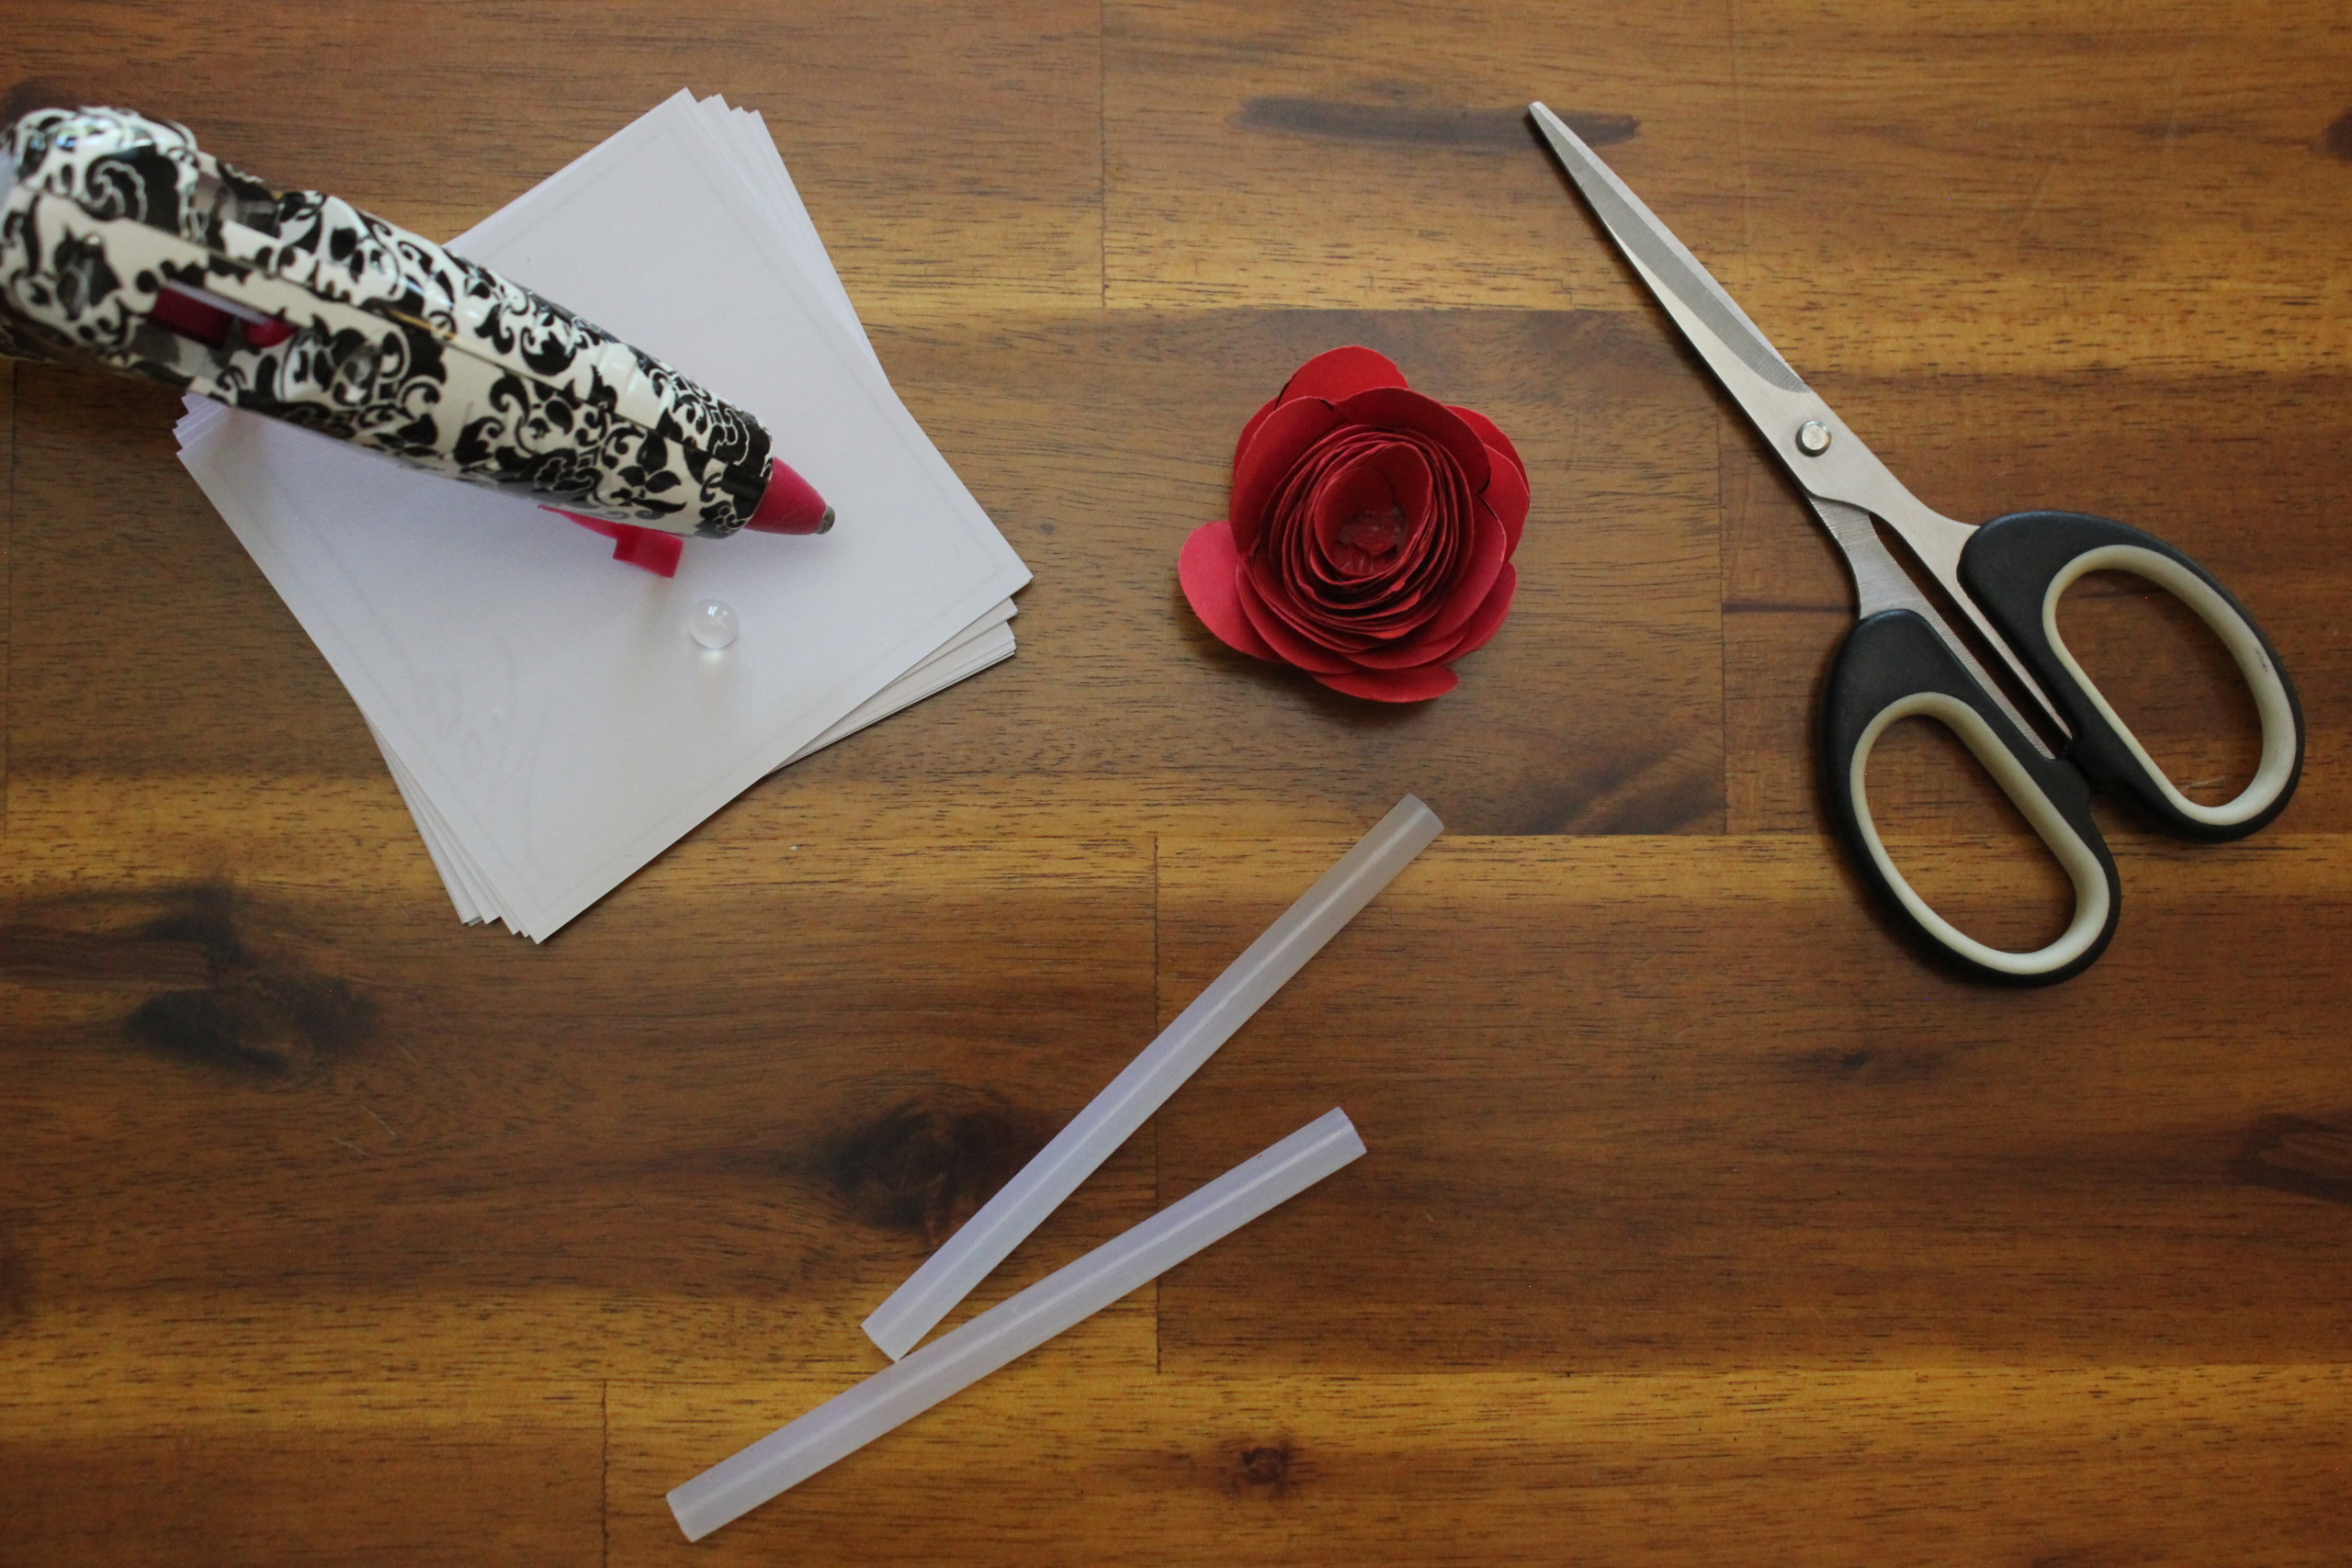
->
xmin=689 ymin=600 xmax=739 ymax=650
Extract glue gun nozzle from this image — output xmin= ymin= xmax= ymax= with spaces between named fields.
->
xmin=743 ymin=457 xmax=833 ymax=536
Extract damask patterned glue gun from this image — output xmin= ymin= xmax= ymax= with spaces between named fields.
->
xmin=0 ymin=106 xmax=833 ymax=563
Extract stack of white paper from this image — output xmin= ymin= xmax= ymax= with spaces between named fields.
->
xmin=175 ymin=93 xmax=1030 ymax=939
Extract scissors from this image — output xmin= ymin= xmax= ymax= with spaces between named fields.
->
xmin=1530 ymin=103 xmax=2304 ymax=987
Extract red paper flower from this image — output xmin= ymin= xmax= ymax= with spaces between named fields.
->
xmin=1179 ymin=345 xmax=1529 ymax=702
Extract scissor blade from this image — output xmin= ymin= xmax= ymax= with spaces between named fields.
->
xmin=1530 ymin=102 xmax=1808 ymax=398
xmin=1532 ymin=101 xmax=2070 ymax=740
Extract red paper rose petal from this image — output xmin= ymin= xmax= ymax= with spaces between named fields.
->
xmin=1237 ymin=570 xmax=1359 ymax=673
xmin=1231 ymin=396 xmax=1346 ymax=552
xmin=1342 ymin=637 xmax=1454 ymax=671
xmin=1333 ymin=386 xmax=1490 ymax=492
xmin=1178 ymin=520 xmax=1278 ymax=660
xmin=1315 ymin=663 xmax=1461 ymax=702
xmin=1451 ymin=404 xmax=1526 ymax=480
xmin=1431 ymin=562 xmax=1518 ymax=660
xmin=1339 ymin=514 xmax=1490 ymax=662
xmin=1248 ymin=548 xmax=1384 ymax=653
xmin=1480 ymin=442 xmax=1531 ymax=550
xmin=1419 ymin=498 xmax=1510 ymax=644
xmin=1232 ymin=391 xmax=1287 ymax=469
xmin=1278 ymin=345 xmax=1409 ymax=408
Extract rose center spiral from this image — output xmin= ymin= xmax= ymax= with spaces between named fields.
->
xmin=1335 ymin=505 xmax=1407 ymax=563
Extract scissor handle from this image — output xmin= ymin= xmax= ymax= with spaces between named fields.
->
xmin=1822 ymin=608 xmax=2121 ymax=986
xmin=1958 ymin=511 xmax=2304 ymax=842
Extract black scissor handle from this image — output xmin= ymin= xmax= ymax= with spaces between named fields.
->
xmin=1958 ymin=511 xmax=2304 ymax=842
xmin=1822 ymin=608 xmax=2122 ymax=987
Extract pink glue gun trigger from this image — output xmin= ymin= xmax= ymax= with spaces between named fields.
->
xmin=546 ymin=457 xmax=832 ymax=577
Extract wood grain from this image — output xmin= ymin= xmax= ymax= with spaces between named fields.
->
xmin=3 ymin=1380 xmax=603 ymax=1568
xmin=0 ymin=842 xmax=1162 ymax=1382
xmin=608 ymin=1368 xmax=2352 ymax=1567
xmin=1154 ymin=836 xmax=2352 ymax=1371
xmin=4 ymin=0 xmax=2350 ymax=1563
xmin=2 ymin=0 xmax=1106 ymax=313
xmin=1107 ymin=0 xmax=2352 ymax=371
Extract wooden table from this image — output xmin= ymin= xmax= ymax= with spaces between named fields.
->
xmin=6 ymin=4 xmax=2349 ymax=1562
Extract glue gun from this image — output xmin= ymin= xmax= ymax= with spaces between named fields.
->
xmin=0 ymin=107 xmax=833 ymax=558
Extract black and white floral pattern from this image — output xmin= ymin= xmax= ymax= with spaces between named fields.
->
xmin=0 ymin=107 xmax=774 ymax=536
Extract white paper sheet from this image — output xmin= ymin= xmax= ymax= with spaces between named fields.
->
xmin=175 ymin=94 xmax=1029 ymax=938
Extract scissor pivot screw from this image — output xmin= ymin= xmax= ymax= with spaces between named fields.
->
xmin=1796 ymin=421 xmax=1832 ymax=456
